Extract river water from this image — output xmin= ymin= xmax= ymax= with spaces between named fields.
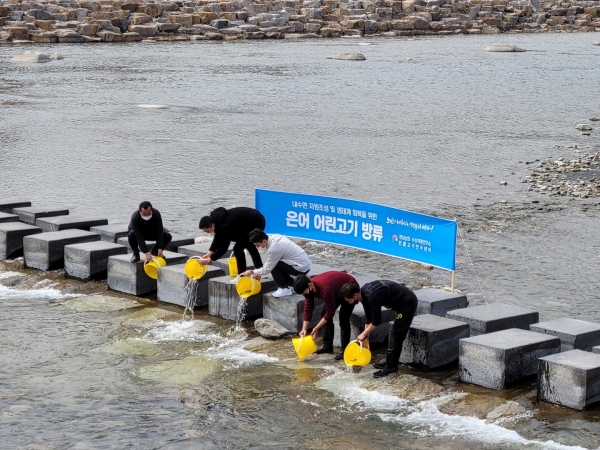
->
xmin=1 ymin=32 xmax=600 ymax=448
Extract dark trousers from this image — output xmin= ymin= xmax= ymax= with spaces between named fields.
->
xmin=128 ymin=230 xmax=172 ymax=255
xmin=389 ymin=292 xmax=418 ymax=354
xmin=271 ymin=261 xmax=308 ymax=288
xmin=336 ymin=301 xmax=355 ymax=351
xmin=233 ymin=239 xmax=263 ymax=273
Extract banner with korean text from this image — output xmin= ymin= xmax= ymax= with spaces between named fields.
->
xmin=255 ymin=189 xmax=457 ymax=271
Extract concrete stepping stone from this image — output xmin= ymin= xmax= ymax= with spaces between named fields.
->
xmin=117 ymin=236 xmax=155 ymax=253
xmin=397 ymin=314 xmax=470 ymax=369
xmin=90 ymin=223 xmax=129 ymax=243
xmin=416 ymin=288 xmax=468 ymax=317
xmin=262 ymin=264 xmax=344 ymax=332
xmin=177 ymin=242 xmax=232 ymax=261
xmin=13 ymin=206 xmax=69 ymax=225
xmin=459 ymin=328 xmax=560 ymax=390
xmin=446 ymin=303 xmax=539 ymax=336
xmin=64 ymin=241 xmax=127 ymax=281
xmin=0 ymin=212 xmax=20 ymax=224
xmin=530 ymin=318 xmax=600 ymax=352
xmin=0 ymin=223 xmax=42 ymax=259
xmin=208 ymin=274 xmax=277 ymax=321
xmin=23 ymin=229 xmax=101 ymax=270
xmin=158 ymin=264 xmax=225 ymax=308
xmin=36 ymin=215 xmax=108 ymax=232
xmin=0 ymin=199 xmax=31 ymax=213
xmin=538 ymin=350 xmax=600 ymax=410
xmin=116 ymin=234 xmax=194 ymax=253
xmin=107 ymin=251 xmax=188 ymax=296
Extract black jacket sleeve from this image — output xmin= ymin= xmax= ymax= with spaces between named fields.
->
xmin=362 ymin=283 xmax=388 ymax=326
xmin=154 ymin=210 xmax=165 ymax=250
xmin=209 ymin=227 xmax=232 ymax=261
xmin=130 ymin=212 xmax=149 ymax=253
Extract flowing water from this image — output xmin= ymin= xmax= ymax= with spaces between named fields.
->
xmin=1 ymin=32 xmax=600 ymax=448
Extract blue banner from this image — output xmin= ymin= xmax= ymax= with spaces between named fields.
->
xmin=255 ymin=189 xmax=457 ymax=271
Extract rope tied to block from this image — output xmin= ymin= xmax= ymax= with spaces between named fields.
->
xmin=181 ymin=278 xmax=200 ymax=322
xmin=457 ymin=224 xmax=488 ymax=303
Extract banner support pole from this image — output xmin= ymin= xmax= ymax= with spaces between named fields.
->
xmin=451 ymin=271 xmax=455 ymax=292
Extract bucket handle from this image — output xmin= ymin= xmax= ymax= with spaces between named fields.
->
xmin=144 ymin=256 xmax=161 ymax=266
xmin=187 ymin=256 xmax=203 ymax=262
xmin=295 ymin=335 xmax=303 ymax=353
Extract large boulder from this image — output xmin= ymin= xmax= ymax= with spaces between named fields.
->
xmin=11 ymin=51 xmax=52 ymax=63
xmin=30 ymin=31 xmax=58 ymax=43
xmin=128 ymin=24 xmax=158 ymax=37
xmin=484 ymin=43 xmax=526 ymax=52
xmin=28 ymin=9 xmax=53 ymax=20
xmin=328 ymin=52 xmax=366 ymax=61
xmin=254 ymin=318 xmax=293 ymax=339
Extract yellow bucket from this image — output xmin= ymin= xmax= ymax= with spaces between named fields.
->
xmin=343 ymin=341 xmax=371 ymax=367
xmin=227 ymin=256 xmax=238 ymax=277
xmin=143 ymin=256 xmax=166 ymax=279
xmin=184 ymin=256 xmax=207 ymax=280
xmin=292 ymin=335 xmax=317 ymax=360
xmin=235 ymin=276 xmax=261 ymax=299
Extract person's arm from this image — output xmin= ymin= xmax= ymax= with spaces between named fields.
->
xmin=252 ymin=243 xmax=282 ymax=277
xmin=357 ymin=288 xmax=384 ymax=341
xmin=209 ymin=234 xmax=230 ymax=261
xmin=154 ymin=210 xmax=164 ymax=251
xmin=310 ymin=288 xmax=336 ymax=339
xmin=301 ymin=295 xmax=315 ymax=335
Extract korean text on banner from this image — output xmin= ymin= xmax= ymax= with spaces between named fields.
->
xmin=255 ymin=189 xmax=457 ymax=271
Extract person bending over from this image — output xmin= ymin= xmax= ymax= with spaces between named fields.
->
xmin=128 ymin=201 xmax=172 ymax=263
xmin=198 ymin=206 xmax=266 ymax=274
xmin=242 ymin=229 xmax=312 ymax=298
xmin=293 ymin=271 xmax=359 ymax=359
xmin=340 ymin=280 xmax=417 ymax=378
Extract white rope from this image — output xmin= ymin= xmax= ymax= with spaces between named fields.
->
xmin=457 ymin=224 xmax=488 ymax=303
xmin=181 ymin=278 xmax=199 ymax=322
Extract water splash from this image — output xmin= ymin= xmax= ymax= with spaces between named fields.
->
xmin=0 ymin=284 xmax=69 ymax=300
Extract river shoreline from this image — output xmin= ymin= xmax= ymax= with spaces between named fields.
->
xmin=2 ymin=0 xmax=600 ymax=44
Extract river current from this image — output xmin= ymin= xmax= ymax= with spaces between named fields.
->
xmin=1 ymin=32 xmax=600 ymax=449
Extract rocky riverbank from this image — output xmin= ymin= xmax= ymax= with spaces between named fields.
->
xmin=1 ymin=0 xmax=600 ymax=44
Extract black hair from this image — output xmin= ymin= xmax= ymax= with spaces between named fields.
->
xmin=293 ymin=274 xmax=311 ymax=295
xmin=199 ymin=216 xmax=214 ymax=229
xmin=249 ymin=229 xmax=268 ymax=243
xmin=339 ymin=283 xmax=360 ymax=299
xmin=139 ymin=201 xmax=152 ymax=211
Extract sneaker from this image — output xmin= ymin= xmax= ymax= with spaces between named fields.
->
xmin=130 ymin=253 xmax=140 ymax=263
xmin=272 ymin=287 xmax=293 ymax=298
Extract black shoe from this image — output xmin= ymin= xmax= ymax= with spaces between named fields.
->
xmin=373 ymin=366 xmax=398 ymax=378
xmin=130 ymin=253 xmax=140 ymax=263
xmin=373 ymin=350 xmax=400 ymax=378
xmin=316 ymin=345 xmax=333 ymax=354
xmin=372 ymin=359 xmax=386 ymax=370
xmin=334 ymin=350 xmax=344 ymax=361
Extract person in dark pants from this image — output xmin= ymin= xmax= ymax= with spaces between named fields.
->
xmin=242 ymin=229 xmax=312 ymax=298
xmin=128 ymin=201 xmax=172 ymax=263
xmin=293 ymin=271 xmax=360 ymax=360
xmin=198 ymin=206 xmax=265 ymax=274
xmin=340 ymin=280 xmax=418 ymax=378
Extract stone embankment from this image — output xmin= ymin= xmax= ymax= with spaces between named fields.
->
xmin=1 ymin=0 xmax=600 ymax=43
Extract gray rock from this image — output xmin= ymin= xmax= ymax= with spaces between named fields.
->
xmin=328 ymin=52 xmax=366 ymax=61
xmin=530 ymin=318 xmax=600 ymax=351
xmin=64 ymin=241 xmax=127 ymax=281
xmin=11 ymin=52 xmax=52 ymax=63
xmin=254 ymin=318 xmax=293 ymax=339
xmin=593 ymin=41 xmax=600 ymax=46
xmin=49 ymin=52 xmax=64 ymax=60
xmin=484 ymin=43 xmax=526 ymax=52
xmin=576 ymin=124 xmax=593 ymax=131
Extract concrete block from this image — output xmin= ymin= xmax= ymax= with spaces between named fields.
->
xmin=23 ymin=230 xmax=101 ymax=270
xmin=13 ymin=206 xmax=69 ymax=225
xmin=107 ymin=251 xmax=188 ymax=296
xmin=0 ymin=213 xmax=20 ymax=224
xmin=0 ymin=199 xmax=31 ymax=213
xmin=116 ymin=234 xmax=194 ymax=253
xmin=208 ymin=274 xmax=277 ymax=321
xmin=538 ymin=350 xmax=600 ymax=410
xmin=64 ymin=241 xmax=127 ymax=281
xmin=459 ymin=328 xmax=560 ymax=390
xmin=0 ymin=223 xmax=42 ymax=259
xmin=90 ymin=223 xmax=129 ymax=243
xmin=446 ymin=303 xmax=539 ymax=336
xmin=262 ymin=264 xmax=342 ymax=332
xmin=117 ymin=236 xmax=154 ymax=253
xmin=333 ymin=302 xmax=395 ymax=347
xmin=397 ymin=314 xmax=470 ymax=369
xmin=36 ymin=215 xmax=108 ymax=232
xmin=157 ymin=264 xmax=225 ymax=308
xmin=530 ymin=318 xmax=600 ymax=352
xmin=416 ymin=288 xmax=468 ymax=317
xmin=177 ymin=241 xmax=232 ymax=259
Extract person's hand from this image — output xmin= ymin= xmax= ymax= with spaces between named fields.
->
xmin=357 ymin=332 xmax=368 ymax=343
xmin=202 ymin=253 xmax=210 ymax=259
xmin=253 ymin=275 xmax=261 ymax=281
xmin=298 ymin=329 xmax=307 ymax=338
xmin=310 ymin=326 xmax=320 ymax=340
xmin=362 ymin=337 xmax=370 ymax=350
xmin=157 ymin=249 xmax=164 ymax=258
xmin=145 ymin=252 xmax=152 ymax=262
xmin=242 ymin=270 xmax=253 ymax=277
xmin=198 ymin=257 xmax=210 ymax=266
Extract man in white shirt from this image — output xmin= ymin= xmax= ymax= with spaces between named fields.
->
xmin=242 ymin=229 xmax=312 ymax=298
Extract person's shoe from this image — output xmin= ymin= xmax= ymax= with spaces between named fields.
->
xmin=372 ymin=359 xmax=386 ymax=370
xmin=334 ymin=350 xmax=344 ymax=361
xmin=316 ymin=344 xmax=334 ymax=354
xmin=130 ymin=253 xmax=140 ymax=263
xmin=373 ymin=366 xmax=398 ymax=378
xmin=272 ymin=287 xmax=293 ymax=298
xmin=373 ymin=350 xmax=399 ymax=378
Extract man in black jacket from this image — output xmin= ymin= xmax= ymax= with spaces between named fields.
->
xmin=340 ymin=280 xmax=418 ymax=378
xmin=198 ymin=206 xmax=265 ymax=274
xmin=128 ymin=201 xmax=172 ymax=263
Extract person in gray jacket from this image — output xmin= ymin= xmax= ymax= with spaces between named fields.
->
xmin=242 ymin=229 xmax=311 ymax=298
